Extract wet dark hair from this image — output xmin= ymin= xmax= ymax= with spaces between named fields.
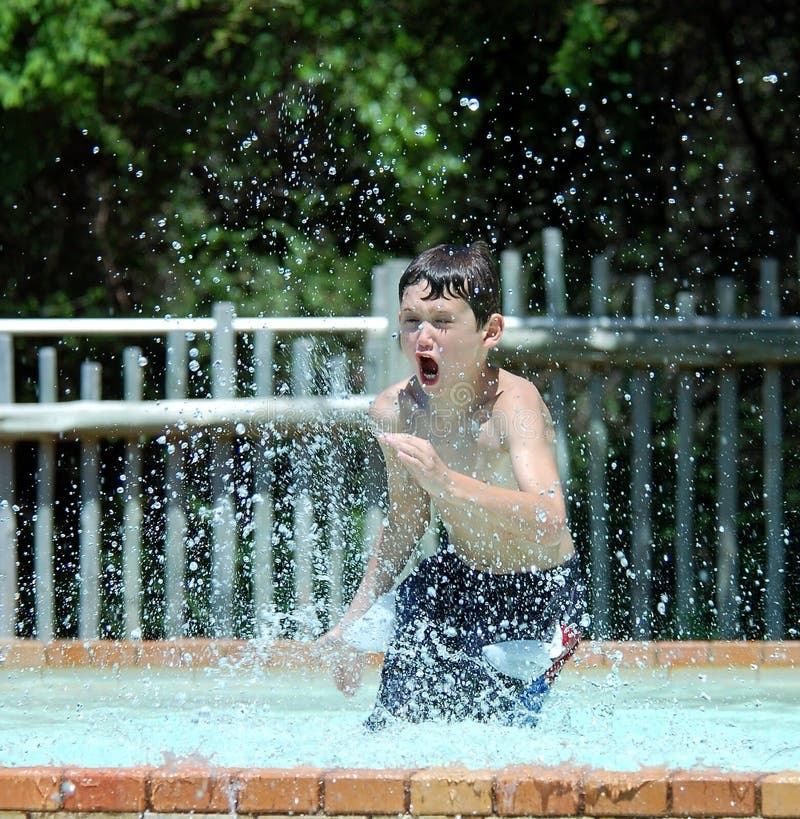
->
xmin=398 ymin=241 xmax=501 ymax=327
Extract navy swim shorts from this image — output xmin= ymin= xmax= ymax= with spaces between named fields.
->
xmin=366 ymin=536 xmax=586 ymax=728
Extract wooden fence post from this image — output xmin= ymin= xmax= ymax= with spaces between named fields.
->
xmin=630 ymin=275 xmax=654 ymax=638
xmin=365 ymin=259 xmax=406 ymax=395
xmin=588 ymin=254 xmax=611 ymax=637
xmin=34 ymin=347 xmax=57 ymax=641
xmin=252 ymin=328 xmax=276 ymax=635
xmin=761 ymin=258 xmax=785 ymax=639
xmin=542 ymin=228 xmax=571 ymax=487
xmin=0 ymin=333 xmax=17 ymax=638
xmin=361 ymin=259 xmax=405 ymax=599
xmin=79 ymin=361 xmax=102 ymax=639
xmin=291 ymin=337 xmax=317 ymax=636
xmin=501 ymin=248 xmax=524 ymax=318
xmin=324 ymin=353 xmax=349 ymax=622
xmin=716 ymin=278 xmax=740 ymax=637
xmin=674 ymin=292 xmax=697 ymax=637
xmin=122 ymin=347 xmax=144 ymax=638
xmin=210 ymin=302 xmax=237 ymax=636
xmin=164 ymin=329 xmax=188 ymax=638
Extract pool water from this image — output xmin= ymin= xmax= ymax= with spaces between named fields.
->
xmin=1 ymin=662 xmax=798 ymax=771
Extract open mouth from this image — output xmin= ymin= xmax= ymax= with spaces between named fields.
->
xmin=417 ymin=353 xmax=440 ymax=386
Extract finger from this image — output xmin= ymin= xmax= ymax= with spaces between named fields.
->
xmin=332 ymin=649 xmax=364 ymax=697
xmin=382 ymin=436 xmax=418 ymax=457
xmin=381 ymin=432 xmax=424 ymax=447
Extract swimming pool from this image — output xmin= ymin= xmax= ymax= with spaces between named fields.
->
xmin=0 ymin=639 xmax=798 ymax=817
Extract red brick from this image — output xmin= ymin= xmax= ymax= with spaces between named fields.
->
xmin=136 ymin=640 xmax=193 ymax=668
xmin=263 ymin=640 xmax=324 ymax=671
xmin=708 ymin=641 xmax=761 ymax=667
xmin=0 ymin=640 xmax=46 ymax=668
xmin=323 ymin=768 xmax=410 ymax=814
xmin=0 ymin=766 xmax=62 ymax=810
xmin=45 ymin=640 xmax=92 ymax=667
xmin=86 ymin=641 xmax=139 ymax=668
xmin=62 ymin=766 xmax=149 ymax=811
xmin=495 ymin=764 xmax=580 ymax=816
xmin=671 ymin=769 xmax=758 ymax=816
xmin=236 ymin=767 xmax=322 ymax=814
xmin=580 ymin=641 xmax=658 ymax=670
xmin=583 ymin=767 xmax=668 ymax=816
xmin=761 ymin=771 xmax=800 ymax=817
xmin=135 ymin=638 xmax=252 ymax=668
xmin=149 ymin=765 xmax=240 ymax=813
xmin=617 ymin=641 xmax=658 ymax=668
xmin=657 ymin=641 xmax=710 ymax=668
xmin=572 ymin=640 xmax=609 ymax=669
xmin=409 ymin=767 xmax=493 ymax=815
xmin=762 ymin=641 xmax=800 ymax=668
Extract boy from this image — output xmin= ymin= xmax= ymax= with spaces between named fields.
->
xmin=319 ymin=241 xmax=586 ymax=727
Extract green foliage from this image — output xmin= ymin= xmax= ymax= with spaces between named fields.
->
xmin=2 ymin=0 xmax=798 ymax=320
xmin=0 ymin=0 xmax=114 ymax=112
xmin=0 ymin=0 xmax=478 ymax=318
xmin=2 ymin=1 xmax=799 ymax=640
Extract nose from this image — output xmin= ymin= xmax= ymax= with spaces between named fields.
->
xmin=415 ymin=320 xmax=435 ymax=348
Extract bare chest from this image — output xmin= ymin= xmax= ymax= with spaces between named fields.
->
xmin=410 ymin=410 xmax=518 ymax=490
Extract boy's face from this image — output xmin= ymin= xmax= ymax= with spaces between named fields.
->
xmin=398 ymin=281 xmax=499 ymax=397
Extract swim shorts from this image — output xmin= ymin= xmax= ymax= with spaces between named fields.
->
xmin=366 ymin=535 xmax=586 ymax=728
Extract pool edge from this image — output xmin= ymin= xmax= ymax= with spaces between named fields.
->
xmin=0 ymin=764 xmax=798 ymax=817
xmin=1 ymin=640 xmax=798 ymax=818
xmin=1 ymin=638 xmax=798 ymax=670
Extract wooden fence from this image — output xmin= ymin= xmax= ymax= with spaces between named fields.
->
xmin=0 ymin=230 xmax=797 ymax=642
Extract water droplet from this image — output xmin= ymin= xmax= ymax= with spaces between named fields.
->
xmin=575 ymin=134 xmax=586 ymax=148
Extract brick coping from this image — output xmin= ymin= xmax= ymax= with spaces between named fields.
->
xmin=0 ymin=764 xmax=799 ymax=817
xmin=0 ymin=638 xmax=798 ymax=670
xmin=1 ymin=641 xmax=799 ymax=817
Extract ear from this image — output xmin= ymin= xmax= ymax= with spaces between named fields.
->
xmin=481 ymin=313 xmax=504 ymax=349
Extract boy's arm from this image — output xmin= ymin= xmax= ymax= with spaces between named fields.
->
xmin=379 ymin=383 xmax=567 ymax=548
xmin=317 ymin=409 xmax=429 ymax=696
xmin=326 ymin=442 xmax=430 ymax=637
xmin=323 ymin=390 xmax=430 ymax=640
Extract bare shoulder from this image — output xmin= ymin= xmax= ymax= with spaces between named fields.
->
xmin=368 ymin=377 xmax=419 ymax=434
xmin=495 ymin=368 xmax=548 ymax=409
xmin=493 ymin=368 xmax=555 ymax=440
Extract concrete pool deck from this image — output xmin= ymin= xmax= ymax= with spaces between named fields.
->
xmin=0 ymin=639 xmax=798 ymax=818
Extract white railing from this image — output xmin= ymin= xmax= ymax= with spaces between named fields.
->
xmin=0 ymin=231 xmax=796 ymax=642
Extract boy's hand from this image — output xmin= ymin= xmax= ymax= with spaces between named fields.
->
xmin=379 ymin=433 xmax=451 ymax=495
xmin=314 ymin=631 xmax=365 ymax=697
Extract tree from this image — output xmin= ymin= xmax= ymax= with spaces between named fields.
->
xmin=1 ymin=0 xmax=797 ymax=319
